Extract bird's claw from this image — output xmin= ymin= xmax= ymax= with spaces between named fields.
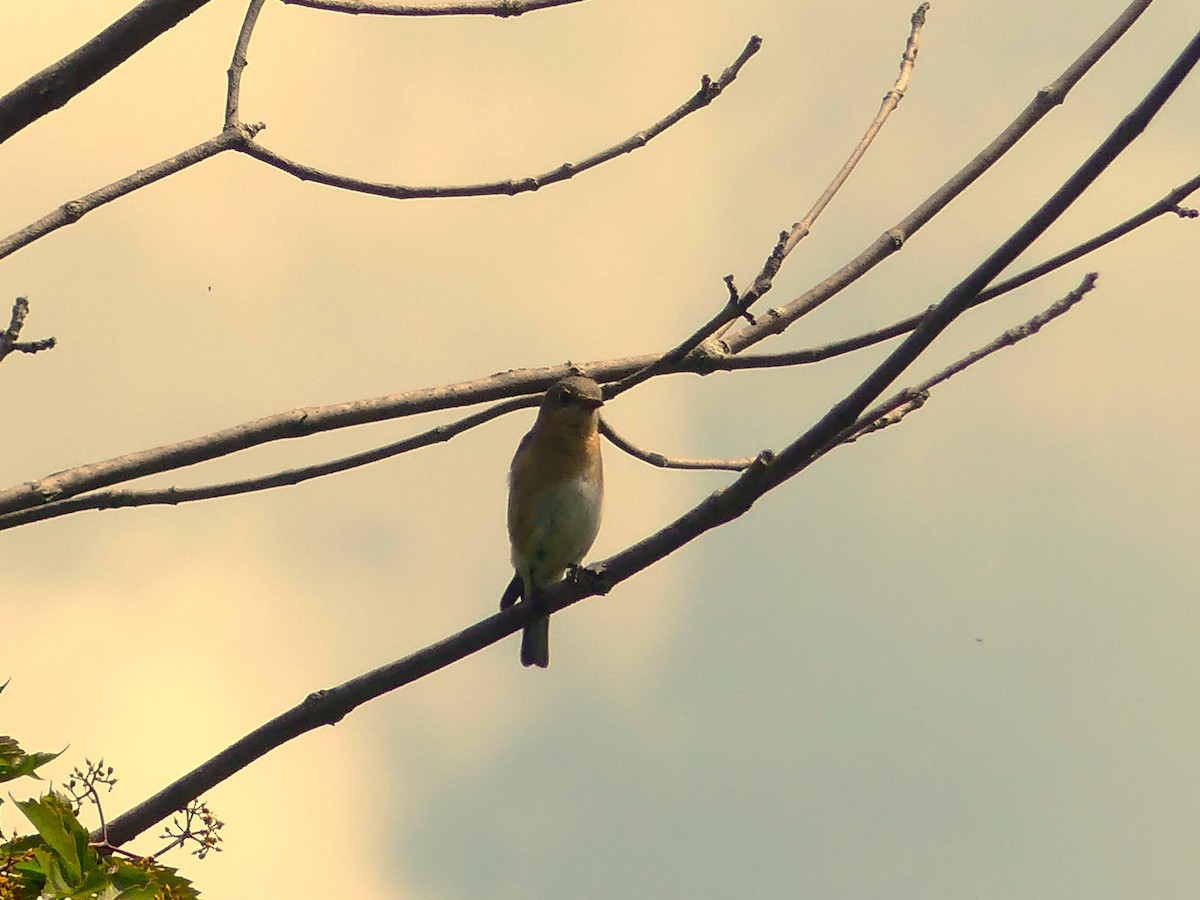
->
xmin=568 ymin=562 xmax=610 ymax=595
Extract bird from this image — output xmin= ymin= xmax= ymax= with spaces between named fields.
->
xmin=499 ymin=376 xmax=605 ymax=668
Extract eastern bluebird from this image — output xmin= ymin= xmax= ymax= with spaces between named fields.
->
xmin=499 ymin=376 xmax=605 ymax=668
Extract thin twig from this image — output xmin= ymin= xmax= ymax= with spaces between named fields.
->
xmin=4 ymin=165 xmax=1192 ymax=524
xmin=225 ymin=0 xmax=268 ymax=128
xmin=0 ymin=34 xmax=759 ymax=263
xmin=845 ymin=272 xmax=1099 ymax=443
xmin=73 ymin=7 xmax=1200 ymax=855
xmin=723 ymin=24 xmax=1200 ymax=509
xmin=714 ymin=172 xmax=1200 ymax=371
xmin=721 ymin=0 xmax=1156 ymax=354
xmin=599 ymin=418 xmax=754 ymax=472
xmin=779 ymin=3 xmax=930 ymax=260
xmin=608 ymin=7 xmax=930 ymax=398
xmin=279 ymin=0 xmax=586 ymax=15
xmin=605 ymin=270 xmax=1098 ymax=470
xmin=94 ymin=278 xmax=1098 ymax=855
xmin=236 ymin=35 xmax=761 ymax=200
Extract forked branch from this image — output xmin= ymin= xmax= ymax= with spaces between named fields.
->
xmin=84 ymin=1 xmax=1199 ymax=856
xmin=720 ymin=0 xmax=1156 ymax=353
xmin=98 ymin=273 xmax=1101 ymax=853
xmin=607 ymin=4 xmax=932 ymax=399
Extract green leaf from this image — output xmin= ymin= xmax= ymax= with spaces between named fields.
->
xmin=35 ymin=845 xmax=74 ymax=896
xmin=1 ymin=833 xmax=47 ymax=899
xmin=0 ymin=745 xmax=65 ymax=784
xmin=0 ymin=688 xmax=66 ymax=784
xmin=14 ymin=793 xmax=88 ymax=886
xmin=112 ymin=858 xmax=200 ymax=900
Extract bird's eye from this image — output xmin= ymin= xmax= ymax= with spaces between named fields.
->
xmin=556 ymin=387 xmax=571 ymax=403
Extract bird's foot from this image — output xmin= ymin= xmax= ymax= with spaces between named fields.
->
xmin=567 ymin=562 xmax=611 ymax=595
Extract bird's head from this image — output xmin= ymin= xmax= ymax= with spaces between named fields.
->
xmin=537 ymin=376 xmax=604 ymax=430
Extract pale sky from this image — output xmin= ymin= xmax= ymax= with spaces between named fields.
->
xmin=3 ymin=1 xmax=1199 ymax=898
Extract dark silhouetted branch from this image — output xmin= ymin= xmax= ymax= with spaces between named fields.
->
xmin=0 ymin=0 xmax=216 ymax=144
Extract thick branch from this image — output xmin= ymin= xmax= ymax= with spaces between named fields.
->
xmin=4 ymin=164 xmax=1193 ymax=526
xmin=97 ymin=274 xmax=1099 ymax=852
xmin=0 ymin=0 xmax=216 ymax=144
xmin=92 ymin=21 xmax=1200 ymax=843
xmin=729 ymin=24 xmax=1200 ymax=504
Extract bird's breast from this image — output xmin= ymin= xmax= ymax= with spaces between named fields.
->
xmin=509 ymin=473 xmax=603 ymax=587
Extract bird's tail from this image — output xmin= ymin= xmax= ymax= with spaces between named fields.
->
xmin=521 ymin=616 xmax=550 ymax=668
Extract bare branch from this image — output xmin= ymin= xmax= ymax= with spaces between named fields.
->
xmin=721 ymin=0 xmax=1156 ymax=354
xmin=846 ymin=273 xmax=1099 ymax=443
xmin=4 ymin=163 xmax=1193 ymax=524
xmin=94 ymin=278 xmax=1099 ymax=853
xmin=225 ymin=0 xmax=269 ymax=128
xmin=714 ymin=172 xmax=1200 ymax=371
xmin=4 ymin=163 xmax=1192 ymax=523
xmin=0 ymin=0 xmax=269 ymax=262
xmin=599 ymin=418 xmax=754 ymax=472
xmin=0 ymin=0 xmax=217 ymax=144
xmin=279 ymin=0 xmax=587 ymax=15
xmin=718 ymin=25 xmax=1200 ymax=513
xmin=47 ymin=3 xmax=1196 ymax=860
xmin=0 ymin=34 xmax=758 ymax=265
xmin=606 ymin=7 xmax=930 ymax=399
xmin=236 ymin=35 xmax=762 ymax=200
xmin=0 ymin=396 xmax=537 ymax=531
xmin=0 ymin=131 xmax=249 ymax=264
xmin=602 ymin=270 xmax=1098 ymax=470
xmin=778 ymin=2 xmax=930 ymax=260
xmin=0 ymin=297 xmax=57 ymax=366
xmin=93 ymin=25 xmax=1200 ymax=840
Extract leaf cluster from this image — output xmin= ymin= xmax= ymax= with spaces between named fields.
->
xmin=0 ymin=686 xmax=199 ymax=899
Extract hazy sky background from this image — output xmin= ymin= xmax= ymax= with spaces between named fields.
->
xmin=3 ymin=1 xmax=1199 ymax=897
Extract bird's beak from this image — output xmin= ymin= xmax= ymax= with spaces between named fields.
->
xmin=582 ymin=396 xmax=604 ymax=409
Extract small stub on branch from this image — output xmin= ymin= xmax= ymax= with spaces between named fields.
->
xmin=0 ymin=296 xmax=57 ymax=366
